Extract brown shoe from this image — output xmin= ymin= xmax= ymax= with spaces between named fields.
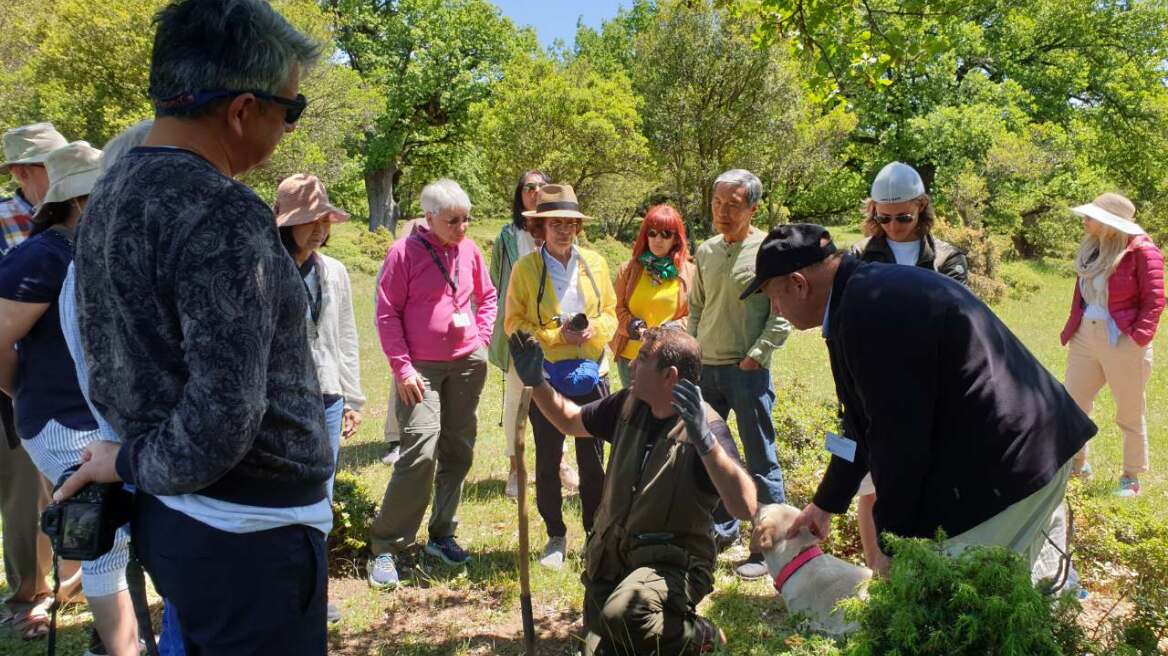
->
xmin=693 ymin=616 xmax=726 ymax=653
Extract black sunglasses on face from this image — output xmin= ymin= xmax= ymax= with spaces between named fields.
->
xmin=523 ymin=183 xmax=544 ymax=192
xmin=876 ymin=212 xmax=916 ymax=225
xmin=155 ymin=89 xmax=308 ymax=124
xmin=646 ymin=229 xmax=674 ymax=239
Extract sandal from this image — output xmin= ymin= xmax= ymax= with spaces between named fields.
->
xmin=10 ymin=595 xmax=53 ymax=640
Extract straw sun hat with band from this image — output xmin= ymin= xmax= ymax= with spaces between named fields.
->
xmin=521 ymin=184 xmax=591 ymax=221
xmin=1071 ymin=193 xmax=1144 ymax=236
xmin=31 ymin=141 xmax=102 ymax=234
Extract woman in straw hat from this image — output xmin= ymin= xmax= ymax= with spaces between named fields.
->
xmin=274 ymin=173 xmax=364 ymax=623
xmin=504 ymin=184 xmax=617 ymax=570
xmin=0 ymin=141 xmax=143 ymax=655
xmin=489 ymin=170 xmax=581 ymax=499
xmin=1061 ymin=193 xmax=1165 ymax=497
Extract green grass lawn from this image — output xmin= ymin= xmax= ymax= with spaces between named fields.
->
xmin=2 ymin=219 xmax=1163 ymax=655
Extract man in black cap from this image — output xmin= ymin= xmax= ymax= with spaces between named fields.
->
xmin=741 ymin=224 xmax=1096 ymax=573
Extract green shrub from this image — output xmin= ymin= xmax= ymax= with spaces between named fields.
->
xmin=843 ymin=537 xmax=1083 ymax=656
xmin=1068 ymin=487 xmax=1168 ymax=651
xmin=933 ymin=220 xmax=1008 ymax=304
xmin=328 ymin=472 xmax=379 ymax=577
xmin=999 ymin=263 xmax=1044 ymax=300
xmin=582 ymin=234 xmax=633 ymax=280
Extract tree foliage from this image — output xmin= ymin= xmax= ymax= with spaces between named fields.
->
xmin=326 ymin=0 xmax=531 ymax=230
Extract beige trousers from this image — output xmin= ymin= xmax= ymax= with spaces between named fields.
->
xmin=1064 ymin=320 xmax=1152 ymax=474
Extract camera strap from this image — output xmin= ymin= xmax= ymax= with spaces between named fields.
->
xmin=45 ymin=548 xmax=161 ymax=656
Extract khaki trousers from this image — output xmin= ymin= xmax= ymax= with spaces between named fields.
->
xmin=1064 ymin=320 xmax=1152 ymax=474
xmin=0 ymin=439 xmax=53 ymax=603
xmin=370 ymin=350 xmax=487 ymax=555
xmin=582 ymin=565 xmax=713 ymax=656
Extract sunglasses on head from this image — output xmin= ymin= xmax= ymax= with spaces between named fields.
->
xmin=155 ymin=89 xmax=308 ymax=125
xmin=875 ymin=212 xmax=916 ymax=225
xmin=523 ymin=182 xmax=545 ymax=192
xmin=646 ymin=229 xmax=674 ymax=239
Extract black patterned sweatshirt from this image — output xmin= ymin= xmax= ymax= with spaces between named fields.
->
xmin=74 ymin=147 xmax=331 ymax=507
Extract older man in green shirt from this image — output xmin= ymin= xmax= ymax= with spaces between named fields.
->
xmin=688 ymin=168 xmax=792 ymax=579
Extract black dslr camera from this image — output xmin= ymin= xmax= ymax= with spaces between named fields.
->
xmin=41 ymin=466 xmax=133 ymax=561
xmin=563 ymin=312 xmax=589 ymax=332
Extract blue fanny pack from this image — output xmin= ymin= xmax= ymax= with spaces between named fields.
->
xmin=543 ymin=359 xmax=601 ymax=397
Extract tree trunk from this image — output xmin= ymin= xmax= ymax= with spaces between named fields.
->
xmin=365 ymin=163 xmax=401 ymax=233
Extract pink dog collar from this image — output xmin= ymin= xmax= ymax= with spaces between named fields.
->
xmin=773 ymin=545 xmax=824 ymax=593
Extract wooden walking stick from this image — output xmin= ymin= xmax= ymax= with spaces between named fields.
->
xmin=514 ymin=385 xmax=537 ymax=655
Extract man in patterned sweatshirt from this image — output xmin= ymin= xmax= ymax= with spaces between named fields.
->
xmin=57 ymin=1 xmax=332 ymax=652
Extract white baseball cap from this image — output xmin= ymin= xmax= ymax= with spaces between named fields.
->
xmin=870 ymin=161 xmax=926 ymax=203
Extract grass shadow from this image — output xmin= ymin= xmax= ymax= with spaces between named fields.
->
xmin=328 ymin=608 xmax=582 ymax=656
xmin=339 ymin=439 xmax=389 ymax=469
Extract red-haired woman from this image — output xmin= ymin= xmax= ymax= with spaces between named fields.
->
xmin=610 ymin=204 xmax=695 ymax=386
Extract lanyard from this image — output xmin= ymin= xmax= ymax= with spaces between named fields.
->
xmin=299 ymin=256 xmax=322 ymax=335
xmin=536 ymin=245 xmax=601 ymax=328
xmin=414 ymin=235 xmax=460 ymax=302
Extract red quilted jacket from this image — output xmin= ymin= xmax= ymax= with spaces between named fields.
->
xmin=1060 ymin=234 xmax=1166 ymax=348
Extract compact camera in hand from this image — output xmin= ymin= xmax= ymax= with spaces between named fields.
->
xmin=562 ymin=312 xmax=589 ymax=332
xmin=41 ymin=465 xmax=133 ymax=561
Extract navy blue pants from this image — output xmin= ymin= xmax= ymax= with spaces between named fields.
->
xmin=132 ymin=493 xmax=327 ymax=655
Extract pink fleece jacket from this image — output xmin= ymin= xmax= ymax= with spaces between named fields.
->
xmin=1061 ymin=234 xmax=1166 ymax=348
xmin=376 ymin=226 xmax=497 ymax=380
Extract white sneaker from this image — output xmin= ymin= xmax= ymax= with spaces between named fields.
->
xmin=505 ymin=468 xmax=520 ymax=499
xmin=381 ymin=445 xmax=401 ymax=465
xmin=559 ymin=461 xmax=580 ymax=493
xmin=539 ymin=536 xmax=567 ymax=570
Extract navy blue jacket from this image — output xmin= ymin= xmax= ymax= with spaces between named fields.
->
xmin=814 ymin=255 xmax=1095 ymax=540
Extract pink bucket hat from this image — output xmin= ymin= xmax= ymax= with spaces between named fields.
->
xmin=274 ymin=174 xmax=349 ymax=228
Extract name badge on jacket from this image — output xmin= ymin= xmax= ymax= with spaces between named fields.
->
xmin=452 ymin=312 xmax=471 ymax=328
xmin=824 ymin=432 xmax=857 ymax=463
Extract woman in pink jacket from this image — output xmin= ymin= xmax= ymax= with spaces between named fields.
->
xmin=1061 ymin=193 xmax=1165 ymax=497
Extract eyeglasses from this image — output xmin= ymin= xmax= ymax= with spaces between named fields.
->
xmin=547 ymin=219 xmax=581 ymax=231
xmin=154 ymin=89 xmax=308 ymax=125
xmin=443 ymin=215 xmax=472 ymax=226
xmin=875 ymin=212 xmax=916 ymax=225
xmin=646 ymin=229 xmax=674 ymax=239
xmin=523 ymin=182 xmax=545 ymax=192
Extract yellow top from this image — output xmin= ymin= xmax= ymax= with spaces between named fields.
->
xmin=620 ymin=270 xmax=681 ymax=360
xmin=504 ymin=247 xmax=617 ymax=363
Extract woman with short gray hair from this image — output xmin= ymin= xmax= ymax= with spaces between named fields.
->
xmin=367 ymin=179 xmax=498 ymax=589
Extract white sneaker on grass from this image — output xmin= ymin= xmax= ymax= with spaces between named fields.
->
xmin=539 ymin=536 xmax=567 ymax=570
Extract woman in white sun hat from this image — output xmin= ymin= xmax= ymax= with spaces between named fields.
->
xmin=0 ymin=141 xmax=145 ymax=655
xmin=1061 ymin=192 xmax=1165 ymax=497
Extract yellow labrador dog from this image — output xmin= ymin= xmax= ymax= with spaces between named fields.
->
xmin=752 ymin=503 xmax=873 ymax=636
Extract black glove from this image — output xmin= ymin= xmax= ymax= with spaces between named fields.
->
xmin=508 ymin=331 xmax=546 ymax=387
xmin=671 ymin=379 xmax=716 ymax=456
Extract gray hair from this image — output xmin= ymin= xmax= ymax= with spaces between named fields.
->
xmin=149 ymin=0 xmax=321 ymax=118
xmin=99 ymin=120 xmax=154 ymax=173
xmin=714 ymin=169 xmax=763 ymax=207
xmin=420 ymin=179 xmax=472 ymax=216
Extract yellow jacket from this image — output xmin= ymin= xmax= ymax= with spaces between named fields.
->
xmin=504 ymin=247 xmax=617 ymax=363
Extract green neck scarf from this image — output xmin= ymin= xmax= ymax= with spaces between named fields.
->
xmin=638 ymin=251 xmax=678 ymax=284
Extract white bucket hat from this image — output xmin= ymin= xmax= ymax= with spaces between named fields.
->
xmin=1071 ymin=192 xmax=1143 ymax=236
xmin=870 ymin=161 xmax=926 ymax=204
xmin=0 ymin=122 xmax=68 ymax=175
xmin=33 ymin=142 xmax=103 ymax=219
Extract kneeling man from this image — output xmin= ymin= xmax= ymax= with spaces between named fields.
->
xmin=509 ymin=327 xmax=756 ymax=655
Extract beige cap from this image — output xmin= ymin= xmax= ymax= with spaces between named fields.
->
xmin=1 ymin=122 xmax=68 ymax=175
xmin=274 ymin=174 xmax=349 ymax=228
xmin=1071 ymin=192 xmax=1143 ymax=236
xmin=34 ymin=142 xmax=103 ymax=219
xmin=521 ymin=184 xmax=591 ymax=220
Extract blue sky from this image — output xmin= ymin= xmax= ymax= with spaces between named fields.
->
xmin=492 ymin=0 xmax=629 ymax=49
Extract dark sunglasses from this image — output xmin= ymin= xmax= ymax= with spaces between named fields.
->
xmin=646 ymin=229 xmax=674 ymax=239
xmin=523 ymin=182 xmax=545 ymax=192
xmin=155 ymin=89 xmax=308 ymax=124
xmin=875 ymin=212 xmax=916 ymax=225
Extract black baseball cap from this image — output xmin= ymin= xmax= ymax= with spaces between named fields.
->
xmin=739 ymin=224 xmax=837 ymax=299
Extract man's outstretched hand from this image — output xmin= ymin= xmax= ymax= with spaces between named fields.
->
xmin=508 ymin=331 xmax=546 ymax=387
xmin=787 ymin=502 xmax=833 ymax=541
xmin=53 ymin=440 xmax=123 ymax=502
